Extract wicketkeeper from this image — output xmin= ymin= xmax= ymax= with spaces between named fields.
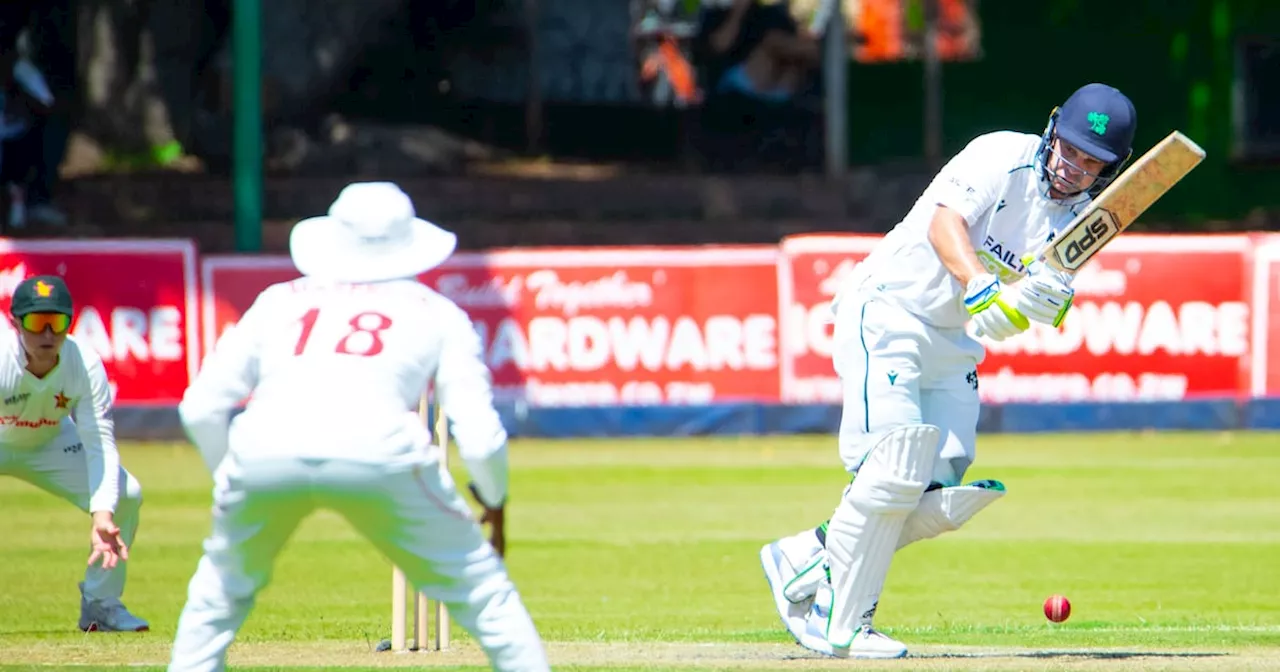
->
xmin=169 ymin=182 xmax=548 ymax=672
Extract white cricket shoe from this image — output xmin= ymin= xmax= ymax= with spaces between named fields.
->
xmin=78 ymin=583 xmax=150 ymax=632
xmin=759 ymin=541 xmax=812 ymax=642
xmin=836 ymin=625 xmax=908 ymax=659
xmin=798 ymin=616 xmax=908 ymax=659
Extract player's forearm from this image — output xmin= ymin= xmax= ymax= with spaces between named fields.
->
xmin=178 ymin=397 xmax=231 ymax=472
xmin=440 ymin=382 xmax=510 ymax=508
xmin=76 ymin=397 xmax=120 ymax=513
xmin=437 ymin=311 xmax=511 ymax=508
xmin=927 ymin=206 xmax=988 ymax=286
xmin=462 ymin=447 xmax=509 ymax=510
xmin=86 ymin=445 xmax=120 ymax=514
xmin=83 ymin=434 xmax=120 ymax=514
xmin=177 ymin=349 xmax=256 ymax=473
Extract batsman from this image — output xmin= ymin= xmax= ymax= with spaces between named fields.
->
xmin=760 ymin=83 xmax=1138 ymax=658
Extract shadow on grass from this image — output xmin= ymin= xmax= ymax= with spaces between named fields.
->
xmin=915 ymin=650 xmax=1229 ymax=660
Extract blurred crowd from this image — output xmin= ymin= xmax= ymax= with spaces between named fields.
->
xmin=1 ymin=0 xmax=73 ymax=229
xmin=636 ymin=0 xmax=827 ymax=172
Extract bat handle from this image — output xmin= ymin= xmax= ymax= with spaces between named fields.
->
xmin=1020 ymin=250 xmax=1048 ymax=278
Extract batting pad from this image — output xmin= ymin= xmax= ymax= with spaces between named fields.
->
xmin=833 ymin=479 xmax=1007 ymax=630
xmin=779 ymin=532 xmax=827 ymax=604
xmin=770 ymin=481 xmax=1007 ymax=615
xmin=783 ymin=558 xmax=826 ymax=604
xmin=897 ymin=480 xmax=1006 ymax=549
xmin=824 ymin=424 xmax=939 ymax=648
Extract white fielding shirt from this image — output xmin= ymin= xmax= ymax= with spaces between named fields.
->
xmin=839 ymin=131 xmax=1090 ymax=329
xmin=0 ymin=330 xmax=120 ymax=513
xmin=179 ymin=277 xmax=510 ymax=508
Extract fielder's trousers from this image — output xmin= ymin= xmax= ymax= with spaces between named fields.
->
xmin=168 ymin=450 xmax=548 ymax=672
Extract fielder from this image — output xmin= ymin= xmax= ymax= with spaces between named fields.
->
xmin=169 ymin=182 xmax=549 ymax=672
xmin=760 ymin=83 xmax=1138 ymax=658
xmin=0 ymin=275 xmax=148 ymax=631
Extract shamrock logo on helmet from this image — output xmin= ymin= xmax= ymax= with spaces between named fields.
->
xmin=1087 ymin=111 xmax=1110 ymax=136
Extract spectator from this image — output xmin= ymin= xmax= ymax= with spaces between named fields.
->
xmin=704 ymin=0 xmax=819 ymax=103
xmin=1 ymin=37 xmax=56 ymax=229
xmin=26 ymin=0 xmax=75 ymax=226
xmin=1 ymin=1 xmax=70 ymax=229
xmin=693 ymin=0 xmax=823 ymax=171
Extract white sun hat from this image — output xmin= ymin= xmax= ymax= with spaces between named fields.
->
xmin=289 ymin=181 xmax=458 ymax=283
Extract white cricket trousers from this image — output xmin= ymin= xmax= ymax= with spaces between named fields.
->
xmin=832 ymin=291 xmax=985 ymax=485
xmin=167 ymin=450 xmax=549 ymax=672
xmin=0 ymin=418 xmax=144 ymax=603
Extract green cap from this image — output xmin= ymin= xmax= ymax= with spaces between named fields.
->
xmin=10 ymin=275 xmax=74 ymax=317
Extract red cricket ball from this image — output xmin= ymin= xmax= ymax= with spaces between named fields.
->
xmin=1044 ymin=594 xmax=1071 ymax=623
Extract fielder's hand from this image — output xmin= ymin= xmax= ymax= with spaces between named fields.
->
xmin=468 ymin=483 xmax=506 ymax=558
xmin=1012 ymin=262 xmax=1075 ymax=328
xmin=88 ymin=511 xmax=129 ymax=569
xmin=964 ymin=273 xmax=1029 ymax=341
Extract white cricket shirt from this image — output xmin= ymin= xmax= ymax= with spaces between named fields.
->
xmin=179 ymin=277 xmax=509 ymax=507
xmin=840 ymin=131 xmax=1089 ymax=329
xmin=0 ymin=330 xmax=120 ymax=513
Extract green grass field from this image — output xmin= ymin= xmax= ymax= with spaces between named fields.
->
xmin=3 ymin=431 xmax=1279 ymax=671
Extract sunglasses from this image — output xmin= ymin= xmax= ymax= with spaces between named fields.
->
xmin=19 ymin=312 xmax=72 ymax=334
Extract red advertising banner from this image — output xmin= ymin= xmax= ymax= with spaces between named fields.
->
xmin=1250 ymin=235 xmax=1280 ymax=396
xmin=778 ymin=233 xmax=1253 ymax=403
xmin=979 ymin=235 xmax=1251 ymax=402
xmin=202 ymin=247 xmax=782 ymax=406
xmin=0 ymin=235 xmax=1264 ymax=409
xmin=0 ymin=240 xmax=200 ymax=405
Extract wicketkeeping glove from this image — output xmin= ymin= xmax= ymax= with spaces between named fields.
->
xmin=1011 ymin=261 xmax=1075 ymax=328
xmin=964 ymin=273 xmax=1029 ymax=341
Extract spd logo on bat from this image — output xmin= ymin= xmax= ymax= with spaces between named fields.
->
xmin=1052 ymin=209 xmax=1118 ymax=271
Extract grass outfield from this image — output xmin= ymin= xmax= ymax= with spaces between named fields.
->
xmin=2 ymin=431 xmax=1279 ymax=671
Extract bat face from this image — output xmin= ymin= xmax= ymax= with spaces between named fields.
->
xmin=1039 ymin=131 xmax=1206 ymax=275
xmin=1051 ymin=209 xmax=1119 ymax=271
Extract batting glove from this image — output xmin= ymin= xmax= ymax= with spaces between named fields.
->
xmin=964 ymin=273 xmax=1029 ymax=341
xmin=1011 ymin=262 xmax=1075 ymax=328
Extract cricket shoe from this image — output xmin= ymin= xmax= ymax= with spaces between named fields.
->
xmin=78 ymin=583 xmax=150 ymax=632
xmin=798 ymin=589 xmax=905 ymax=659
xmin=832 ymin=624 xmax=909 ymax=659
xmin=759 ymin=541 xmax=821 ymax=643
xmin=797 ymin=615 xmax=908 ymax=660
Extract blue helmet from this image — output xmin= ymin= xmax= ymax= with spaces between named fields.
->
xmin=1035 ymin=83 xmax=1137 ymax=198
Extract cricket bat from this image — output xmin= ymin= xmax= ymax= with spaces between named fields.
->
xmin=1033 ymin=130 xmax=1206 ymax=275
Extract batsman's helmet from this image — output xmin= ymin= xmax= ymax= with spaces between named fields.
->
xmin=1035 ymin=83 xmax=1137 ymax=198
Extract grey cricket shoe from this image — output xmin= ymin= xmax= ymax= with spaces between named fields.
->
xmin=78 ymin=582 xmax=150 ymax=632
